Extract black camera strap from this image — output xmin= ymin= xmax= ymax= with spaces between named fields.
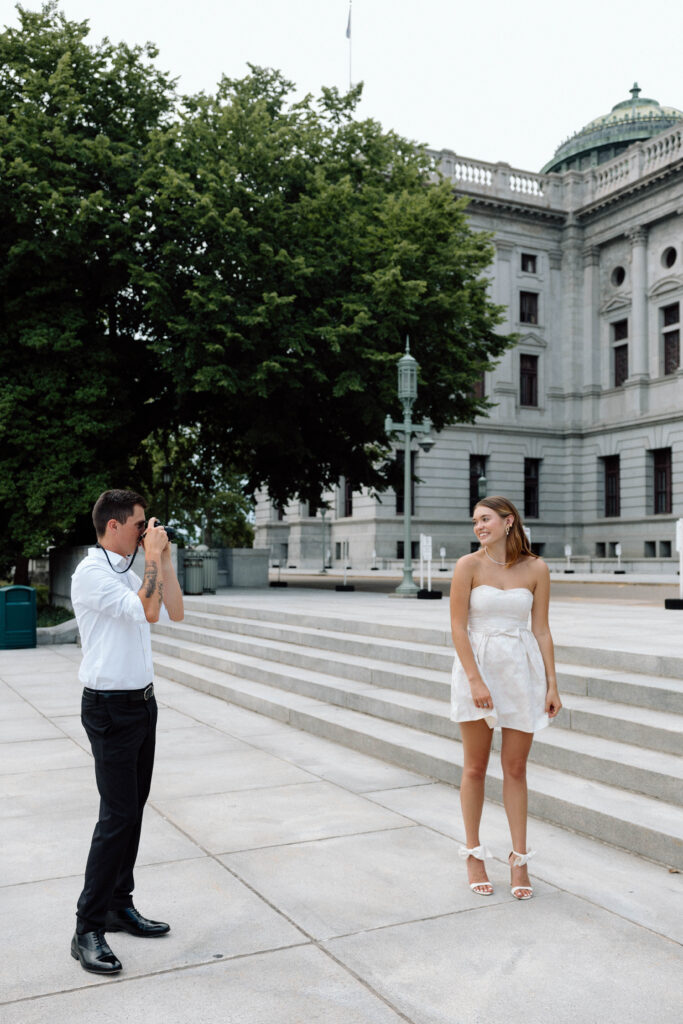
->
xmin=96 ymin=543 xmax=138 ymax=574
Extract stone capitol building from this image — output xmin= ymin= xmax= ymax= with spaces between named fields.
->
xmin=255 ymin=85 xmax=683 ymax=574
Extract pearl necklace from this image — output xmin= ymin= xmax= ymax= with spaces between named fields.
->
xmin=483 ymin=546 xmax=507 ymax=566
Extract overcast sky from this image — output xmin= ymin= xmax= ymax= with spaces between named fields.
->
xmin=5 ymin=0 xmax=682 ymax=171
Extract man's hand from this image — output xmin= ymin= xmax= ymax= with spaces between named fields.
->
xmin=142 ymin=517 xmax=168 ymax=556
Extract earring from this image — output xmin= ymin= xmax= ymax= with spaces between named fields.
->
xmin=505 ymin=524 xmax=511 ymax=536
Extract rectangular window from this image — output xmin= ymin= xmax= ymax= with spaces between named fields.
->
xmin=277 ymin=506 xmax=285 ymax=521
xmin=662 ymin=302 xmax=680 ymax=376
xmin=519 ymin=291 xmax=538 ymax=324
xmin=469 ymin=454 xmax=488 ymax=514
xmin=653 ymin=448 xmax=672 ymax=514
xmin=343 ymin=479 xmax=353 ymax=518
xmin=524 ymin=458 xmax=540 ymax=519
xmin=472 ymin=372 xmax=486 ymax=400
xmin=613 ymin=344 xmax=628 ymax=387
xmin=395 ymin=451 xmax=415 ymax=516
xmin=611 ymin=319 xmax=629 ymax=386
xmin=644 ymin=541 xmax=656 ymax=557
xmin=595 ymin=542 xmax=606 ymax=557
xmin=603 ymin=455 xmax=620 ymax=517
xmin=660 ymin=540 xmax=672 ymax=558
xmin=520 ymin=354 xmax=539 ymax=406
xmin=396 ymin=541 xmax=419 ymax=559
xmin=521 ymin=253 xmax=537 ymax=274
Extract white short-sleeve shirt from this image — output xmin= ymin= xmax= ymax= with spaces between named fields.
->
xmin=71 ymin=546 xmax=169 ymax=690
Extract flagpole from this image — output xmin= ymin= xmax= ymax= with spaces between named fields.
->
xmin=347 ymin=1 xmax=352 ymax=90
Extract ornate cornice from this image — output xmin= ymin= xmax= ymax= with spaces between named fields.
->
xmin=495 ymin=239 xmax=515 ymax=261
xmin=583 ymin=246 xmax=600 ymax=267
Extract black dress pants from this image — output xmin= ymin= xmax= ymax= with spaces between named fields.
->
xmin=76 ymin=690 xmax=157 ymax=933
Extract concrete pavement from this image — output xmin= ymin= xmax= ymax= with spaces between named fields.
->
xmin=2 ymin=610 xmax=683 ymax=1024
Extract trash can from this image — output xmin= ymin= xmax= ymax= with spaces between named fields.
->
xmin=202 ymin=550 xmax=218 ymax=594
xmin=0 ymin=585 xmax=37 ymax=649
xmin=183 ymin=554 xmax=204 ymax=595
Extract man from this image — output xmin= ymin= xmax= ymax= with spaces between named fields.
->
xmin=70 ymin=489 xmax=184 ymax=974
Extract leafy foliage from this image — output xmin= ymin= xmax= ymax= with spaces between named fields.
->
xmin=0 ymin=6 xmax=510 ymax=577
xmin=0 ymin=3 xmax=176 ymax=574
xmin=135 ymin=430 xmax=254 ymax=548
xmin=138 ymin=68 xmax=510 ymax=507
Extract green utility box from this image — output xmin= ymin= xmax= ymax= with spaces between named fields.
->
xmin=0 ymin=585 xmax=37 ymax=649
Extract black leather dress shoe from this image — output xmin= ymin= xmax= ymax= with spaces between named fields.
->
xmin=104 ymin=906 xmax=170 ymax=937
xmin=71 ymin=930 xmax=122 ymax=974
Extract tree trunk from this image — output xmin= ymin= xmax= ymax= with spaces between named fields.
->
xmin=13 ymin=554 xmax=29 ymax=585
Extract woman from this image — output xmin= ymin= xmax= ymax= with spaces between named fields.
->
xmin=450 ymin=495 xmax=561 ymax=900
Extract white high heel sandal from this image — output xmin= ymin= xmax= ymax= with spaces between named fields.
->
xmin=459 ymin=845 xmax=493 ymax=896
xmin=509 ymin=849 xmax=536 ymax=900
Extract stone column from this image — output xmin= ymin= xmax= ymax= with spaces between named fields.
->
xmin=491 ymin=239 xmax=516 ymax=419
xmin=629 ymin=226 xmax=649 ymax=380
xmin=582 ymin=246 xmax=601 ymax=395
xmin=560 ymin=223 xmax=583 ymax=406
xmin=547 ymin=249 xmax=564 ymax=404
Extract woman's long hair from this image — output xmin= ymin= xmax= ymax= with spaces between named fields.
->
xmin=474 ymin=495 xmax=535 ymax=567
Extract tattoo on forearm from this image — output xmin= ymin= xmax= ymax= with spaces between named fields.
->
xmin=157 ymin=582 xmax=164 ymax=608
xmin=143 ymin=562 xmax=159 ymax=598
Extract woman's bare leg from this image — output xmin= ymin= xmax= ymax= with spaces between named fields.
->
xmin=500 ymin=727 xmax=534 ymax=896
xmin=459 ymin=719 xmax=494 ymax=889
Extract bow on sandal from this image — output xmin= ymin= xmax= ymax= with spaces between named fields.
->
xmin=459 ymin=845 xmax=493 ymax=896
xmin=509 ymin=849 xmax=536 ymax=900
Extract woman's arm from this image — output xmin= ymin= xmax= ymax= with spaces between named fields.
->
xmin=530 ymin=562 xmax=562 ymax=718
xmin=449 ymin=557 xmax=492 ymax=707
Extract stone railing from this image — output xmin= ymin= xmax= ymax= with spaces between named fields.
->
xmin=430 ymin=119 xmax=683 ymax=214
xmin=429 ymin=150 xmax=564 ymax=211
xmin=582 ymin=122 xmax=683 ymax=204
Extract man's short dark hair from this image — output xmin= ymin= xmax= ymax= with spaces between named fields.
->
xmin=92 ymin=489 xmax=147 ymax=538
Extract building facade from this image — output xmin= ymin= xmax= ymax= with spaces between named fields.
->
xmin=255 ymin=87 xmax=683 ymax=573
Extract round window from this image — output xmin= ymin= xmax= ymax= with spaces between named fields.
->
xmin=662 ymin=247 xmax=677 ymax=268
xmin=611 ymin=266 xmax=625 ymax=286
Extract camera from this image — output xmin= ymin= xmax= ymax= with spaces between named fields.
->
xmin=154 ymin=523 xmax=177 ymax=541
xmin=143 ymin=521 xmax=177 ymax=542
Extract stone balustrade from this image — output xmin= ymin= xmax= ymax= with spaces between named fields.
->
xmin=429 ymin=118 xmax=683 ymax=213
xmin=430 ymin=150 xmax=559 ymax=209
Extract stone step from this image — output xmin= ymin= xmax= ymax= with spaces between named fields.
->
xmin=183 ymin=598 xmax=683 ymax=678
xmin=156 ymin=619 xmax=450 ymax=697
xmin=556 ymin=663 xmax=683 ymax=714
xmin=166 ymin=614 xmax=683 ymax=713
xmin=151 ymin=634 xmax=683 ymax=802
xmin=152 ymin=627 xmax=683 ymax=753
xmin=151 ymin=652 xmax=683 ymax=869
xmin=179 ymin=610 xmax=454 ymax=672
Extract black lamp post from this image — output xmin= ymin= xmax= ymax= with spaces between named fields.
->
xmin=162 ymin=464 xmax=172 ymax=523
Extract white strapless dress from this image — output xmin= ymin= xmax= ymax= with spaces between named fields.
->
xmin=450 ymin=585 xmax=549 ymax=733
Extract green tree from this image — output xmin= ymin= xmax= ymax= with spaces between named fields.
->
xmin=138 ymin=68 xmax=512 ymax=509
xmin=136 ymin=429 xmax=254 ymax=548
xmin=0 ymin=2 xmax=176 ymax=580
xmin=0 ymin=9 xmax=510 ymax=581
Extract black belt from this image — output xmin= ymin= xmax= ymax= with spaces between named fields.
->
xmin=83 ymin=684 xmax=154 ymax=702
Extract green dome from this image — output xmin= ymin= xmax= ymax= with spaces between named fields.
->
xmin=541 ymin=84 xmax=683 ymax=174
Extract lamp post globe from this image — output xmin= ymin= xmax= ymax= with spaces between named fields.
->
xmin=397 ymin=338 xmax=418 ymax=404
xmin=161 ymin=464 xmax=172 ymax=524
